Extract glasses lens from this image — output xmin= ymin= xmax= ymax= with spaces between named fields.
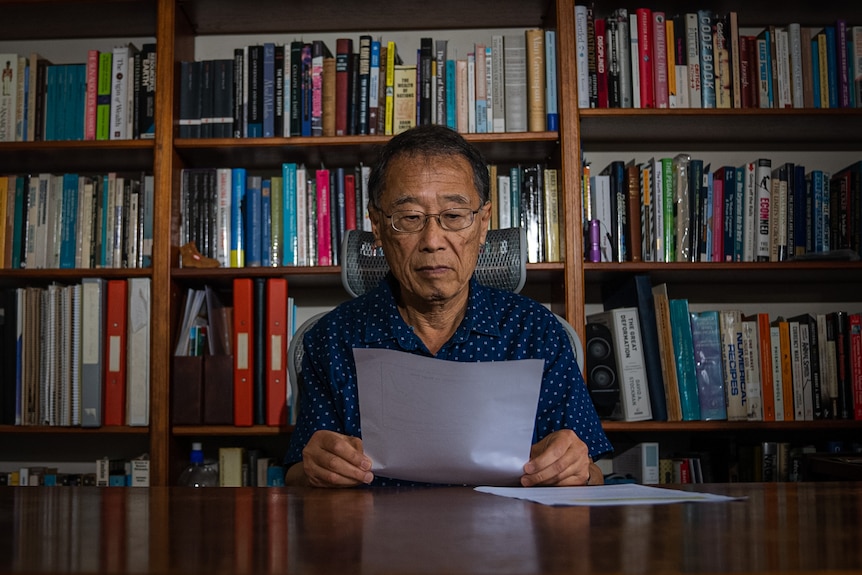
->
xmin=392 ymin=211 xmax=425 ymax=232
xmin=390 ymin=208 xmax=475 ymax=232
xmin=439 ymin=208 xmax=474 ymax=230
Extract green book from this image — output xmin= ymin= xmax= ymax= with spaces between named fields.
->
xmin=96 ymin=51 xmax=112 ymax=141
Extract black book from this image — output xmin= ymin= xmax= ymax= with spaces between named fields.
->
xmin=274 ymin=44 xmax=285 ymax=137
xmin=253 ymin=278 xmax=266 ymax=425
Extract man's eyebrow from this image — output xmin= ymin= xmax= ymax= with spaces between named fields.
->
xmin=390 ymin=193 xmax=471 ymax=208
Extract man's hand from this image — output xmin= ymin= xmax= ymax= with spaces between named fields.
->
xmin=520 ymin=429 xmax=601 ymax=487
xmin=286 ymin=430 xmax=374 ymax=488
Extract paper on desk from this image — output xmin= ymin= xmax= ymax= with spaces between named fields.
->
xmin=475 ymin=483 xmax=747 ymax=506
xmin=354 ymin=347 xmax=544 ymax=485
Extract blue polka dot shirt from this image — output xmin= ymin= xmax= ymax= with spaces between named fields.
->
xmin=285 ymin=275 xmax=613 ymax=486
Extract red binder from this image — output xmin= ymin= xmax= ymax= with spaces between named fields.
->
xmin=266 ymin=278 xmax=288 ymax=426
xmin=103 ymin=279 xmax=128 ymax=426
xmin=233 ymin=278 xmax=254 ymax=426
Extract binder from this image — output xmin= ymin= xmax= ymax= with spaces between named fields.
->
xmin=266 ymin=278 xmax=288 ymax=426
xmin=232 ymin=278 xmax=254 ymax=426
xmin=81 ymin=278 xmax=105 ymax=427
xmin=126 ymin=278 xmax=150 ymax=426
xmin=103 ymin=279 xmax=128 ymax=426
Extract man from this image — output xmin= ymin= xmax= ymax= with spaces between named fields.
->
xmin=285 ymin=125 xmax=611 ymax=487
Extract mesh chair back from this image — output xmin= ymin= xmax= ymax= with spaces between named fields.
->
xmin=340 ymin=227 xmax=527 ymax=297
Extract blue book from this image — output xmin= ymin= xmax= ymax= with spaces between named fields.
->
xmin=689 ymin=310 xmax=727 ymax=421
xmin=260 ymin=178 xmax=271 ymax=267
xmin=718 ymin=166 xmax=736 ymax=262
xmin=244 ymin=175 xmax=262 ymax=267
xmin=45 ymin=65 xmax=57 ymax=141
xmin=544 ymin=30 xmax=558 ymax=131
xmin=669 ymin=298 xmax=701 ymax=421
xmin=369 ymin=40 xmax=381 ymax=134
xmin=757 ymin=30 xmax=773 ymax=108
xmin=300 ymin=43 xmax=312 ymax=137
xmin=733 ymin=166 xmax=745 ymax=262
xmin=824 ymin=26 xmax=838 ymax=108
xmin=262 ymin=42 xmax=275 ymax=137
xmin=59 ymin=173 xmax=79 ymax=268
xmin=246 ymin=45 xmax=264 ymax=137
xmin=697 ymin=10 xmax=716 ymax=108
xmin=333 ymin=167 xmax=346 ymax=264
xmin=230 ymin=167 xmax=246 ymax=267
xmin=811 ymin=37 xmax=821 ymax=108
xmin=11 ymin=176 xmax=25 ymax=268
xmin=281 ymin=162 xmax=297 ymax=266
xmin=445 ymin=59 xmax=456 ymax=130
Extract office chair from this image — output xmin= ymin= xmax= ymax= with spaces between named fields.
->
xmin=287 ymin=227 xmax=584 ymax=422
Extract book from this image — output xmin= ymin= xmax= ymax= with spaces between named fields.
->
xmin=110 ymin=43 xmax=138 ymax=140
xmin=126 ymin=278 xmax=150 ymax=426
xmin=232 ymin=278 xmax=254 ymax=426
xmin=103 ymin=279 xmax=128 ymax=426
xmin=587 ymin=307 xmax=652 ymax=422
xmin=651 ymin=283 xmax=682 ymax=421
xmin=266 ymin=278 xmax=288 ymax=426
xmin=503 ymin=33 xmax=527 ymax=132
xmin=612 ymin=442 xmax=660 ymax=484
xmin=525 ymin=29 xmax=545 ymax=131
xmin=636 ymin=8 xmax=654 ymax=108
xmin=602 ymin=274 xmax=668 ymax=421
xmin=690 ymin=310 xmax=728 ymax=421
xmin=718 ymin=309 xmax=746 ymax=421
xmin=740 ymin=314 xmax=763 ymax=420
xmin=393 ymin=64 xmax=416 ymax=134
xmin=0 ymin=54 xmax=20 ymax=141
xmin=669 ymin=298 xmax=701 ymax=421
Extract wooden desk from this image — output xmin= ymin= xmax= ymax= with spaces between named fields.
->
xmin=1 ymin=483 xmax=860 ymax=574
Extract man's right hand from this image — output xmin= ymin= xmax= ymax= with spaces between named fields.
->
xmin=286 ymin=430 xmax=374 ymax=488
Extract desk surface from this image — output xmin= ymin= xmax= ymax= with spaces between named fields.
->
xmin=1 ymin=483 xmax=861 ymax=575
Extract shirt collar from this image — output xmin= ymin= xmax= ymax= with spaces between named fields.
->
xmin=362 ymin=275 xmax=503 ymax=351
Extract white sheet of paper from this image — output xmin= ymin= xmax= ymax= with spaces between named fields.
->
xmin=475 ymin=484 xmax=747 ymax=506
xmin=353 ymin=347 xmax=544 ymax=485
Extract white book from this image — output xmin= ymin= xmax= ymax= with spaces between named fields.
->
xmin=612 ymin=442 xmax=659 ymax=484
xmin=110 ymin=43 xmax=138 ymax=140
xmin=491 ymin=35 xmax=506 ymax=132
xmin=741 ymin=316 xmax=763 ymax=420
xmin=0 ymin=54 xmax=19 ymax=141
xmin=741 ymin=161 xmax=757 ymax=262
xmin=795 ymin=320 xmax=814 ymax=420
xmin=754 ymin=159 xmax=772 ymax=261
xmin=587 ymin=307 xmax=653 ymax=422
xmin=127 ymin=277 xmax=151 ymax=426
xmin=59 ymin=285 xmax=72 ymax=426
xmin=215 ymin=168 xmax=232 ymax=267
xmin=788 ymin=320 xmax=803 ymax=420
xmin=589 ymin=173 xmax=613 ymax=262
xmin=70 ymin=284 xmax=81 ymax=426
xmin=486 ymin=45 xmax=494 ymax=132
xmin=787 ymin=23 xmax=805 ymax=108
xmin=497 ymin=174 xmax=511 ymax=229
xmin=719 ymin=309 xmax=746 ymax=421
xmin=467 ymin=52 xmax=476 ymax=133
xmin=575 ymin=5 xmax=590 ymax=108
xmin=112 ymin=175 xmax=125 ymax=268
xmin=774 ymin=28 xmax=792 ymax=109
xmin=80 ymin=277 xmax=105 ymax=427
xmin=503 ymin=34 xmax=526 ymax=133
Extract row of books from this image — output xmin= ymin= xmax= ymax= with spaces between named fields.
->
xmin=584 ymin=156 xmax=861 ymax=263
xmin=596 ymin=275 xmax=862 ymax=423
xmin=0 ymin=278 xmax=151 ymax=428
xmin=0 ymin=455 xmax=150 ymax=487
xmin=0 ymin=172 xmax=154 ymax=270
xmin=575 ymin=6 xmax=862 ymax=109
xmin=215 ymin=446 xmax=286 ymax=487
xmin=180 ymin=162 xmax=562 ymax=270
xmin=179 ymin=29 xmax=558 ymax=139
xmin=0 ymin=44 xmax=156 ymax=143
xmin=172 ymin=279 xmax=296 ymax=428
xmin=609 ymin=442 xmax=711 ymax=483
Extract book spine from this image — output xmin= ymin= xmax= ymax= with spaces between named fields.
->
xmin=669 ymin=298 xmax=701 ymax=421
xmin=754 ymin=158 xmax=772 ymax=261
xmin=315 ymin=169 xmax=332 ymax=266
xmin=636 ymin=9 xmax=654 ymax=108
xmin=691 ymin=310 xmax=729 ymax=421
xmin=230 ymin=167 xmax=245 ymax=268
xmin=685 ymin=13 xmax=702 ymax=107
xmin=233 ymin=278 xmax=254 ymax=426
xmin=652 ymin=12 xmax=669 ymax=108
xmin=262 ymin=43 xmax=275 ymax=137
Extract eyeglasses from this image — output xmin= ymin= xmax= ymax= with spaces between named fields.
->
xmin=384 ymin=207 xmax=481 ymax=233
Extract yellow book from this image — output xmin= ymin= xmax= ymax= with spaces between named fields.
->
xmin=384 ymin=40 xmax=399 ymax=135
xmin=524 ymin=28 xmax=545 ymax=132
xmin=393 ymin=64 xmax=416 ymax=134
xmin=543 ymin=168 xmax=560 ymax=262
xmin=488 ymin=164 xmax=498 ymax=230
xmin=322 ymin=56 xmax=336 ymax=136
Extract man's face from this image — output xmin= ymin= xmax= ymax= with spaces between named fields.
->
xmin=370 ymin=154 xmax=490 ymax=309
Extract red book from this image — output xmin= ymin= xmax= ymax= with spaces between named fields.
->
xmin=652 ymin=12 xmax=669 ymax=108
xmin=636 ymin=8 xmax=655 ymax=108
xmin=738 ymin=35 xmax=757 ymax=108
xmin=344 ymin=172 xmax=357 ymax=231
xmin=335 ymin=38 xmax=353 ymax=136
xmin=711 ymin=176 xmax=724 ymax=262
xmin=316 ymin=169 xmax=332 ymax=266
xmin=233 ymin=278 xmax=254 ymax=426
xmin=84 ymin=50 xmax=99 ymax=141
xmin=265 ymin=278 xmax=288 ymax=426
xmin=593 ymin=17 xmax=609 ymax=108
xmin=103 ymin=279 xmax=128 ymax=426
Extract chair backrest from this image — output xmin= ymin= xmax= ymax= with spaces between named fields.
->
xmin=288 ymin=227 xmax=584 ymax=422
xmin=341 ymin=227 xmax=527 ymax=297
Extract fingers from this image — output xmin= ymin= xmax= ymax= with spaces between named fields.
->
xmin=521 ymin=429 xmax=591 ymax=487
xmin=302 ymin=430 xmax=375 ymax=488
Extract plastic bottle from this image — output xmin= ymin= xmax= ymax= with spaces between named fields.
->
xmin=178 ymin=442 xmax=219 ymax=487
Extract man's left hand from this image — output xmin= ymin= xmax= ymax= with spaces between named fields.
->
xmin=520 ymin=429 xmax=600 ymax=487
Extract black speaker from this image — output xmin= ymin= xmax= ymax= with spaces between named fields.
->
xmin=585 ymin=322 xmax=621 ymax=418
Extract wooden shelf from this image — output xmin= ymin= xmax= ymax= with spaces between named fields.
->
xmin=1 ymin=0 xmax=157 ymax=41
xmin=578 ymin=109 xmax=862 ymax=151
xmin=602 ymin=419 xmax=862 ymax=433
xmin=172 ymin=425 xmax=291 ymax=436
xmin=0 ymin=267 xmax=152 ymax=289
xmin=0 ymin=140 xmax=155 ymax=173
xmin=0 ymin=425 xmax=149 ymax=435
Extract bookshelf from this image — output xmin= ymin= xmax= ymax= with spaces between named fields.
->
xmin=1 ymin=0 xmax=860 ymax=486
